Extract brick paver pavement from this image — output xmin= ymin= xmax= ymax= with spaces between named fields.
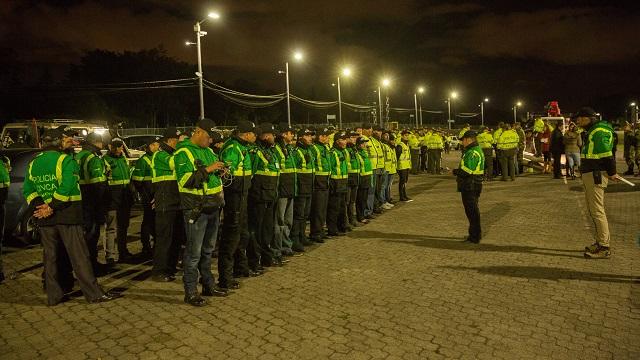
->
xmin=1 ymin=153 xmax=638 ymax=359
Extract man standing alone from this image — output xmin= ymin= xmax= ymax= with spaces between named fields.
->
xmin=453 ymin=131 xmax=485 ymax=244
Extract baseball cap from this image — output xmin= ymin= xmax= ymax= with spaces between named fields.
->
xmin=278 ymin=122 xmax=295 ymax=133
xmin=573 ymin=107 xmax=597 ymax=118
xmin=361 ymin=122 xmax=374 ymax=130
xmin=86 ymin=132 xmax=103 ymax=144
xmin=110 ymin=137 xmax=125 ymax=147
xmin=297 ymin=128 xmax=315 ymax=137
xmin=161 ymin=126 xmax=181 ymax=140
xmin=211 ymin=131 xmax=225 ymax=144
xmin=373 ymin=125 xmax=384 ymax=131
xmin=256 ymin=122 xmax=275 ymax=136
xmin=196 ymin=118 xmax=217 ymax=137
xmin=236 ymin=120 xmax=256 ymax=134
xmin=460 ymin=130 xmax=478 ymax=139
xmin=356 ymin=136 xmax=370 ymax=146
xmin=334 ymin=131 xmax=349 ymax=140
xmin=147 ymin=135 xmax=161 ymax=146
xmin=316 ymin=127 xmax=332 ymax=136
xmin=401 ymin=129 xmax=411 ymax=135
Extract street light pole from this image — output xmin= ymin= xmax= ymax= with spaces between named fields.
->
xmin=337 ymin=76 xmax=342 ymax=129
xmin=447 ymin=98 xmax=451 ymax=130
xmin=194 ymin=21 xmax=205 ymax=121
xmin=480 ymin=101 xmax=485 ymax=127
xmin=414 ymin=93 xmax=419 ymax=128
xmin=285 ymin=61 xmax=291 ymax=127
xmin=378 ymin=86 xmax=383 ymax=128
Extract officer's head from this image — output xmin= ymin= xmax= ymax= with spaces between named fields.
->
xmin=147 ymin=136 xmax=161 ymax=153
xmin=109 ymin=138 xmax=124 ymax=156
xmin=347 ymin=130 xmax=359 ymax=145
xmin=297 ymin=128 xmax=314 ymax=145
xmin=574 ymin=107 xmax=597 ymax=128
xmin=86 ymin=132 xmax=104 ymax=150
xmin=278 ymin=123 xmax=296 ymax=144
xmin=236 ymin=120 xmax=257 ymax=144
xmin=373 ymin=125 xmax=384 ymax=138
xmin=401 ymin=130 xmax=410 ymax=141
xmin=361 ymin=123 xmax=373 ymax=136
xmin=334 ymin=132 xmax=348 ymax=149
xmin=192 ymin=119 xmax=217 ymax=148
xmin=257 ymin=123 xmax=276 ymax=145
xmin=460 ymin=130 xmax=477 ymax=147
xmin=161 ymin=127 xmax=181 ymax=149
xmin=316 ymin=127 xmax=331 ymax=144
xmin=356 ymin=136 xmax=369 ymax=150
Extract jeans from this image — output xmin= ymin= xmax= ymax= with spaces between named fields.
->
xmin=566 ymin=152 xmax=580 ymax=169
xmin=384 ymin=173 xmax=394 ymax=203
xmin=182 ymin=209 xmax=220 ymax=295
xmin=376 ymin=170 xmax=388 ymax=206
xmin=274 ymin=197 xmax=294 ymax=255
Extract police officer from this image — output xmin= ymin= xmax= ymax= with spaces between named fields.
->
xmin=309 ymin=127 xmax=331 ymax=242
xmin=132 ymin=136 xmax=160 ymax=259
xmin=453 ymin=130 xmax=485 ymax=244
xmin=273 ymin=123 xmax=297 ymax=257
xmin=248 ymin=123 xmax=281 ymax=268
xmin=326 ymin=131 xmax=349 ymax=236
xmin=476 ymin=127 xmax=495 ymax=181
xmin=397 ymin=130 xmax=413 ymax=202
xmin=173 ymin=119 xmax=228 ymax=306
xmin=575 ymin=108 xmax=620 ymax=258
xmin=371 ymin=126 xmax=387 ymax=213
xmin=355 ymin=137 xmax=373 ymax=223
xmin=0 ymin=154 xmax=10 ymax=283
xmin=219 ymin=120 xmax=256 ymax=290
xmin=382 ymin=131 xmax=397 ymax=208
xmin=291 ymin=128 xmax=315 ymax=252
xmin=151 ymin=127 xmax=184 ymax=282
xmin=496 ymin=123 xmax=519 ymax=181
xmin=104 ymin=137 xmax=134 ymax=263
xmin=345 ymin=130 xmax=361 ymax=228
xmin=23 ymin=128 xmax=120 ymax=305
xmin=76 ymin=132 xmax=109 ymax=271
xmin=427 ymin=130 xmax=444 ymax=174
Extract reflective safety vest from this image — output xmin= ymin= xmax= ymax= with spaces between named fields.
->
xmin=329 ymin=148 xmax=348 ymax=180
xmin=459 ymin=145 xmax=485 ymax=175
xmin=104 ymin=153 xmax=131 ymax=186
xmin=476 ymin=132 xmax=494 ymax=149
xmin=426 ymin=133 xmax=444 ymax=149
xmin=369 ymin=137 xmax=386 ymax=169
xmin=384 ymin=143 xmax=397 ymax=174
xmin=253 ymin=145 xmax=280 ymax=177
xmin=274 ymin=143 xmax=296 ymax=174
xmin=152 ymin=150 xmax=176 ymax=183
xmin=221 ymin=138 xmax=253 ymax=177
xmin=312 ymin=142 xmax=331 ymax=176
xmin=357 ymin=149 xmax=373 ymax=176
xmin=581 ymin=121 xmax=614 ymax=159
xmin=497 ymin=129 xmax=520 ymax=150
xmin=132 ymin=153 xmax=153 ymax=182
xmin=346 ymin=147 xmax=360 ymax=174
xmin=76 ymin=149 xmax=107 ymax=185
xmin=408 ymin=134 xmax=421 ymax=150
xmin=24 ymin=150 xmax=82 ymax=205
xmin=397 ymin=141 xmax=411 ymax=170
xmin=493 ymin=128 xmax=503 ymax=143
xmin=533 ymin=119 xmax=545 ymax=133
xmin=459 ymin=127 xmax=470 ymax=139
xmin=173 ymin=144 xmax=223 ymax=196
xmin=0 ymin=155 xmax=9 ymax=188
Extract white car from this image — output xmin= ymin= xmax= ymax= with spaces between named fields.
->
xmin=448 ymin=136 xmax=461 ymax=150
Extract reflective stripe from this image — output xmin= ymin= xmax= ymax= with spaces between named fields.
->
xmin=151 ymin=151 xmax=177 ymax=183
xmin=26 ymin=192 xmax=39 ymax=205
xmin=82 ymin=175 xmax=107 ymax=184
xmin=153 ymin=175 xmax=176 ymax=182
xmin=280 ymin=168 xmax=296 ymax=173
xmin=53 ymin=192 xmax=82 ymax=202
xmin=256 ymin=150 xmax=279 ymax=176
xmin=108 ymin=179 xmax=130 ymax=186
xmin=55 ymin=154 xmax=65 ymax=185
xmin=255 ymin=171 xmax=279 ymax=177
xmin=460 ymin=150 xmax=484 ymax=175
xmin=0 ymin=182 xmax=9 ymax=188
xmin=330 ymin=151 xmax=347 ymax=180
xmin=132 ymin=176 xmax=152 ymax=181
xmin=314 ymin=145 xmax=325 ymax=172
xmin=315 ymin=171 xmax=330 ymax=176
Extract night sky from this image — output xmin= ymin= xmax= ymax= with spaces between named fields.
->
xmin=2 ymin=0 xmax=640 ymax=119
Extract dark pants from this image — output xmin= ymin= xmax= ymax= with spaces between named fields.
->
xmin=248 ymin=199 xmax=276 ymax=267
xmin=482 ymin=149 xmax=494 ymax=180
xmin=373 ymin=170 xmax=385 ymax=209
xmin=81 ymin=199 xmax=104 ymax=269
xmin=218 ymin=190 xmax=250 ymax=286
xmin=40 ymin=224 xmax=103 ymax=305
xmin=327 ymin=191 xmax=347 ymax=234
xmin=410 ymin=149 xmax=421 ymax=174
xmin=461 ymin=190 xmax=481 ymax=242
xmin=499 ymin=149 xmax=516 ymax=181
xmin=356 ymin=185 xmax=370 ymax=221
xmin=310 ymin=189 xmax=329 ymax=240
xmin=552 ymin=152 xmax=563 ymax=178
xmin=153 ymin=210 xmax=183 ymax=276
xmin=398 ymin=169 xmax=409 ymax=200
xmin=291 ymin=195 xmax=312 ymax=249
xmin=420 ymin=146 xmax=428 ymax=171
xmin=346 ymin=183 xmax=359 ymax=225
xmin=0 ymin=192 xmax=5 ymax=278
xmin=428 ymin=149 xmax=442 ymax=174
xmin=182 ymin=209 xmax=220 ymax=295
xmin=140 ymin=202 xmax=155 ymax=251
xmin=274 ymin=197 xmax=294 ymax=256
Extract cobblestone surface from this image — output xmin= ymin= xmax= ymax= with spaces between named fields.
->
xmin=1 ymin=153 xmax=638 ymax=359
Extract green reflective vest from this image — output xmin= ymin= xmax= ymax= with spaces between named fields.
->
xmin=0 ymin=155 xmax=10 ymax=188
xmin=24 ymin=150 xmax=82 ymax=205
xmin=357 ymin=149 xmax=373 ymax=176
xmin=581 ymin=121 xmax=614 ymax=159
xmin=329 ymin=147 xmax=348 ymax=180
xmin=312 ymin=142 xmax=331 ymax=176
xmin=221 ymin=137 xmax=253 ymax=177
xmin=152 ymin=150 xmax=176 ymax=183
xmin=132 ymin=153 xmax=153 ymax=182
xmin=459 ymin=145 xmax=485 ymax=175
xmin=253 ymin=144 xmax=280 ymax=177
xmin=497 ymin=129 xmax=520 ymax=150
xmin=397 ymin=141 xmax=411 ymax=170
xmin=104 ymin=153 xmax=131 ymax=186
xmin=274 ymin=143 xmax=296 ymax=174
xmin=346 ymin=147 xmax=360 ymax=174
xmin=173 ymin=140 xmax=223 ymax=196
xmin=76 ymin=149 xmax=108 ymax=185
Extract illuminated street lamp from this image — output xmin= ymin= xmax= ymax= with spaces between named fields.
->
xmin=446 ymin=91 xmax=458 ymax=130
xmin=378 ymin=78 xmax=391 ymax=127
xmin=336 ymin=67 xmax=352 ymax=129
xmin=480 ymin=98 xmax=489 ymax=126
xmin=513 ymin=101 xmax=523 ymax=122
xmin=278 ymin=50 xmax=304 ymax=127
xmin=417 ymin=87 xmax=425 ymax=126
xmin=186 ymin=11 xmax=221 ymax=120
xmin=631 ymin=102 xmax=639 ymax=124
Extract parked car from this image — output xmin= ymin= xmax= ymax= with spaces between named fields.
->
xmin=122 ymin=134 xmax=160 ymax=151
xmin=447 ymin=136 xmax=461 ymax=150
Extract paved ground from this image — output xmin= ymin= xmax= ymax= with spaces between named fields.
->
xmin=1 ymin=153 xmax=639 ymax=360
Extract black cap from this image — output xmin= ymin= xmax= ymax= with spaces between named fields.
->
xmin=401 ymin=129 xmax=411 ymax=135
xmin=356 ymin=136 xmax=370 ymax=146
xmin=373 ymin=125 xmax=384 ymax=131
xmin=162 ymin=126 xmax=181 ymax=140
xmin=297 ymin=128 xmax=315 ymax=137
xmin=257 ymin=122 xmax=275 ymax=136
xmin=574 ymin=107 xmax=597 ymax=118
xmin=327 ymin=125 xmax=336 ymax=131
xmin=316 ymin=127 xmax=332 ymax=136
xmin=86 ymin=132 xmax=103 ymax=144
xmin=236 ymin=120 xmax=256 ymax=134
xmin=278 ymin=122 xmax=295 ymax=133
xmin=334 ymin=131 xmax=349 ymax=141
xmin=347 ymin=130 xmax=359 ymax=137
xmin=361 ymin=122 xmax=374 ymax=130
xmin=460 ymin=130 xmax=478 ymax=139
xmin=196 ymin=118 xmax=217 ymax=137
xmin=110 ymin=137 xmax=125 ymax=147
xmin=147 ymin=135 xmax=161 ymax=146
xmin=211 ymin=131 xmax=225 ymax=144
